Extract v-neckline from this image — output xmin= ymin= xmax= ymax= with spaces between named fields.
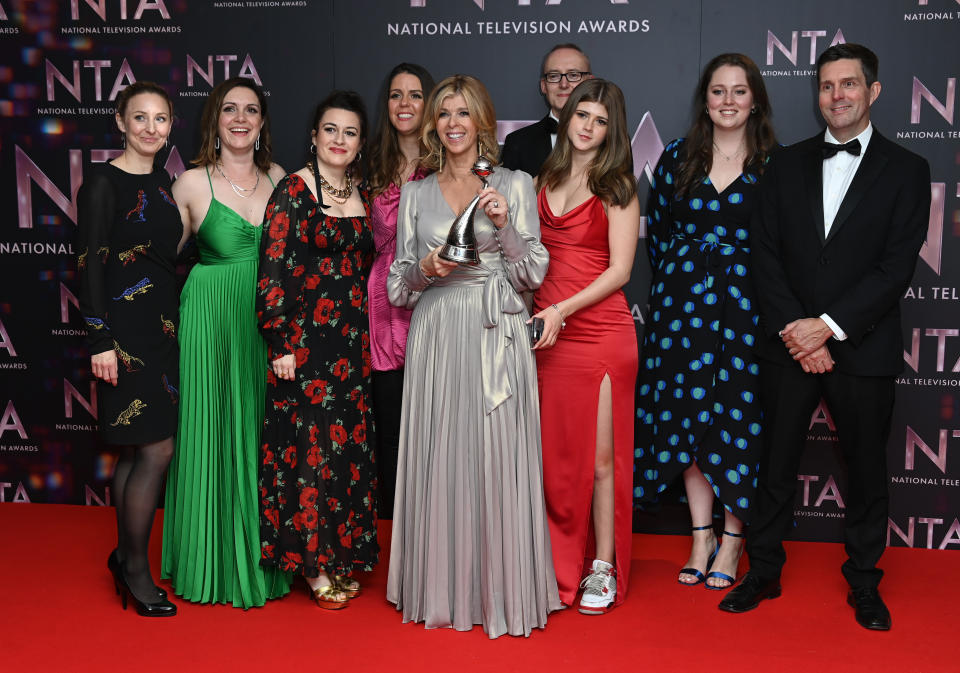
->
xmin=704 ymin=172 xmax=744 ymax=196
xmin=436 ymin=173 xmax=484 ymax=218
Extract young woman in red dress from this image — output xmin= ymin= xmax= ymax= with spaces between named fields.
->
xmin=532 ymin=79 xmax=640 ymax=614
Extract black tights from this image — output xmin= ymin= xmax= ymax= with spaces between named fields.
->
xmin=112 ymin=437 xmax=174 ymax=602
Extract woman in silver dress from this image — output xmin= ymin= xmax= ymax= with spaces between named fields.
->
xmin=386 ymin=74 xmax=561 ymax=638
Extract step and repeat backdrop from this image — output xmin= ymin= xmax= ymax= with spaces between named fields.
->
xmin=0 ymin=0 xmax=957 ymax=549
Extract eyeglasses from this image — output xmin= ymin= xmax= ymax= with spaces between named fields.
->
xmin=541 ymin=71 xmax=590 ymax=84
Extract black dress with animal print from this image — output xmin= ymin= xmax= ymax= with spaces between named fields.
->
xmin=76 ymin=162 xmax=181 ymax=445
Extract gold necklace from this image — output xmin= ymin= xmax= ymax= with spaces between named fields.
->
xmin=317 ymin=170 xmax=352 ymax=203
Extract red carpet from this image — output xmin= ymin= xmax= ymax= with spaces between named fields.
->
xmin=0 ymin=504 xmax=954 ymax=672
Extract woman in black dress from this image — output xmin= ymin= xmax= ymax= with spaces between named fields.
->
xmin=635 ymin=54 xmax=776 ymax=590
xmin=257 ymin=91 xmax=378 ymax=609
xmin=77 ymin=81 xmax=183 ymax=615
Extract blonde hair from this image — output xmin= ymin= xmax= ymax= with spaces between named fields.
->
xmin=421 ymin=74 xmax=500 ymax=171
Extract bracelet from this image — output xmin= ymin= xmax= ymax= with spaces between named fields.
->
xmin=550 ymin=303 xmax=566 ymax=330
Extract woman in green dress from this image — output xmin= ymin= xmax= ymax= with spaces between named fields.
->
xmin=161 ymin=77 xmax=290 ymax=608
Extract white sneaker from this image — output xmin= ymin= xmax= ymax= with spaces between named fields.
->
xmin=578 ymin=559 xmax=616 ymax=615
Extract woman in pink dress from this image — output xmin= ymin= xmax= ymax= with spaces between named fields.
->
xmin=366 ymin=63 xmax=435 ymax=518
xmin=532 ymin=79 xmax=640 ymax=614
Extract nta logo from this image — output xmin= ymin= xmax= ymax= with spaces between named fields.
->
xmin=766 ymin=29 xmax=845 ymax=66
xmin=70 ymin=0 xmax=171 ymax=21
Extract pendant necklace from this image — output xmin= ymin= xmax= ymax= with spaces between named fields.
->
xmin=713 ymin=141 xmax=745 ymax=163
xmin=216 ymin=161 xmax=260 ymax=198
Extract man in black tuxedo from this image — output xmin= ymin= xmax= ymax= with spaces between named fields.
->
xmin=500 ymin=43 xmax=592 ymax=177
xmin=718 ymin=44 xmax=930 ymax=631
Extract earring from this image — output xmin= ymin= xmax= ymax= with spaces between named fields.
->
xmin=438 ymin=147 xmax=444 ymax=173
xmin=356 ymin=150 xmax=362 ymax=161
xmin=121 ymin=133 xmax=126 ymax=149
xmin=255 ymin=135 xmax=260 ymax=151
xmin=478 ymin=138 xmax=485 ymax=157
xmin=751 ymin=106 xmax=757 ymax=115
xmin=309 ymin=142 xmax=317 ymax=155
xmin=215 ymin=137 xmax=220 ymax=151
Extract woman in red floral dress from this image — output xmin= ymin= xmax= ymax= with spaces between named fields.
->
xmin=256 ymin=91 xmax=378 ymax=609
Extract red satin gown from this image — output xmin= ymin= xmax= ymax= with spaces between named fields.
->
xmin=534 ymin=189 xmax=638 ymax=608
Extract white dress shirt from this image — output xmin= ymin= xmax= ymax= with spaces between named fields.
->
xmin=549 ymin=112 xmax=559 ymax=148
xmin=819 ymin=123 xmax=873 ymax=341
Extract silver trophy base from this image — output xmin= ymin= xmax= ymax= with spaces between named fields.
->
xmin=438 ymin=244 xmax=480 ymax=265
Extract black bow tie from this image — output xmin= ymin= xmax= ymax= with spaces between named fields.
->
xmin=545 ymin=117 xmax=559 ymax=134
xmin=821 ymin=138 xmax=861 ymax=159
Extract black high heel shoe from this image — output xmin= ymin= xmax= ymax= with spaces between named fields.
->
xmin=108 ymin=549 xmax=167 ymax=600
xmin=117 ymin=566 xmax=177 ymax=617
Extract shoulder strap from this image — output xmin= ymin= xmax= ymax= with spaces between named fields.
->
xmin=205 ymin=166 xmax=215 ymax=196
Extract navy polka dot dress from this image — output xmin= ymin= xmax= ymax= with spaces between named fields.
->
xmin=634 ymin=138 xmax=762 ymax=522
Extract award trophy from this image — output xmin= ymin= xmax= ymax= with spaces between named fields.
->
xmin=438 ymin=156 xmax=494 ymax=265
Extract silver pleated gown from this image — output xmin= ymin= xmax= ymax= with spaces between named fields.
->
xmin=386 ymin=168 xmax=562 ymax=638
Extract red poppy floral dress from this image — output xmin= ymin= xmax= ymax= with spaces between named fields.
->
xmin=256 ymin=173 xmax=379 ymax=579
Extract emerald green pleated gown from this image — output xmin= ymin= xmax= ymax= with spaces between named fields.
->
xmin=162 ymin=175 xmax=291 ymax=608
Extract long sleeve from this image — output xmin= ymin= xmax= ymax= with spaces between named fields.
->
xmin=645 ymin=138 xmax=681 ymax=270
xmin=76 ymin=171 xmax=116 ymax=355
xmin=387 ymin=180 xmax=433 ymax=310
xmin=257 ymin=175 xmax=313 ymax=358
xmin=494 ymin=168 xmax=548 ymax=292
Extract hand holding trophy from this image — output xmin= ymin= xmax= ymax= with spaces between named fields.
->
xmin=438 ymin=156 xmax=494 ymax=265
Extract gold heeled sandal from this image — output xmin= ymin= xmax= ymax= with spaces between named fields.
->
xmin=333 ymin=575 xmax=361 ymax=598
xmin=311 ymin=583 xmax=350 ymax=610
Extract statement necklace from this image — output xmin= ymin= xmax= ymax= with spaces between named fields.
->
xmin=216 ymin=161 xmax=260 ymax=198
xmin=317 ymin=170 xmax=353 ymax=204
xmin=712 ymin=141 xmax=745 ymax=163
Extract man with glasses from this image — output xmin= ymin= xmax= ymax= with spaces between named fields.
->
xmin=501 ymin=43 xmax=592 ymax=177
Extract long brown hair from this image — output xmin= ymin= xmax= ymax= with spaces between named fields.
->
xmin=192 ymin=77 xmax=274 ymax=172
xmin=368 ymin=63 xmax=435 ymax=198
xmin=676 ymin=53 xmax=775 ymax=198
xmin=538 ymin=78 xmax=636 ymax=208
xmin=420 ymin=75 xmax=500 ymax=172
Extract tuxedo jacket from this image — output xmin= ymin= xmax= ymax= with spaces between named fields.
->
xmin=752 ymin=129 xmax=931 ymax=376
xmin=500 ymin=115 xmax=554 ymax=178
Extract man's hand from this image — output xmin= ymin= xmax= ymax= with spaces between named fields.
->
xmin=781 ymin=317 xmax=834 ymax=360
xmin=799 ymin=344 xmax=835 ymax=374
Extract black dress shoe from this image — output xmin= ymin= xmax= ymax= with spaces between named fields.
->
xmin=847 ymin=587 xmax=891 ymax=631
xmin=108 ymin=549 xmax=168 ymax=600
xmin=118 ymin=567 xmax=177 ymax=617
xmin=718 ymin=572 xmax=781 ymax=613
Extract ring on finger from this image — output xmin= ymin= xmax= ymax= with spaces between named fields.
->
xmin=492 ymin=200 xmax=499 ymax=208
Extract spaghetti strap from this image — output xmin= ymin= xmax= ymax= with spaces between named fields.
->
xmin=267 ymin=171 xmax=276 ymax=189
xmin=205 ymin=166 xmax=215 ymax=196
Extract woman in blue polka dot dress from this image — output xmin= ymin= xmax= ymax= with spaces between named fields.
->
xmin=634 ymin=54 xmax=776 ymax=590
